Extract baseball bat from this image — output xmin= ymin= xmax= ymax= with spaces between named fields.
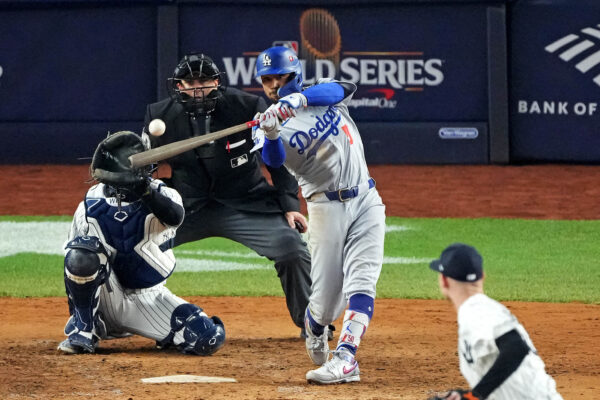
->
xmin=129 ymin=120 xmax=260 ymax=168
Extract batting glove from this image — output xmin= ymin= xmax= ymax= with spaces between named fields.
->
xmin=250 ymin=113 xmax=265 ymax=152
xmin=259 ymin=105 xmax=281 ymax=140
xmin=276 ymin=103 xmax=297 ymax=120
xmin=279 ymin=92 xmax=307 ymax=109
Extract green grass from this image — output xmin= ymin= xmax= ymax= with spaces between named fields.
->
xmin=1 ymin=216 xmax=599 ymax=303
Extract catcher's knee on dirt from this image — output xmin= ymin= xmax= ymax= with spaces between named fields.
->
xmin=160 ymin=303 xmax=226 ymax=356
xmin=274 ymin=254 xmax=312 ymax=328
xmin=63 ymin=237 xmax=108 ymax=336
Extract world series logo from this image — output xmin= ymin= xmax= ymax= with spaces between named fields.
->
xmin=220 ymin=8 xmax=446 ymax=111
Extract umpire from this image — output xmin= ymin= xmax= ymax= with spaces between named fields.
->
xmin=143 ymin=53 xmax=311 ymax=334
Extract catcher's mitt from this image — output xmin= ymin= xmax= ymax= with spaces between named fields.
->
xmin=90 ymin=131 xmax=150 ymax=190
xmin=427 ymin=389 xmax=480 ymax=400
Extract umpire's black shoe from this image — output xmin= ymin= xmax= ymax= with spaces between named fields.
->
xmin=301 ymin=325 xmax=335 ymax=341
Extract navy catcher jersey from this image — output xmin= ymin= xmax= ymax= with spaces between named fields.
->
xmin=66 ymin=181 xmax=181 ymax=289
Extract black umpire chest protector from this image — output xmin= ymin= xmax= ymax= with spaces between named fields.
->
xmin=146 ymin=88 xmax=292 ymax=214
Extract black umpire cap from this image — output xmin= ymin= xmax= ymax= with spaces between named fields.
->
xmin=429 ymin=243 xmax=483 ymax=282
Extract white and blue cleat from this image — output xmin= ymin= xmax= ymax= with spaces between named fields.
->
xmin=57 ymin=332 xmax=97 ymax=354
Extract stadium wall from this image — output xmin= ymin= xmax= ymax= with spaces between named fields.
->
xmin=0 ymin=0 xmax=597 ymax=164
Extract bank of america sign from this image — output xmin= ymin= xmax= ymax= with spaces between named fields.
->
xmin=545 ymin=24 xmax=600 ymax=88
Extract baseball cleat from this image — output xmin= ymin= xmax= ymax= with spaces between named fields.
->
xmin=57 ymin=332 xmax=97 ymax=354
xmin=300 ymin=325 xmax=335 ymax=341
xmin=304 ymin=322 xmax=330 ymax=365
xmin=306 ymin=349 xmax=360 ymax=384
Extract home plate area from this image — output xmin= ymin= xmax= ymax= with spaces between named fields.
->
xmin=141 ymin=375 xmax=237 ymax=384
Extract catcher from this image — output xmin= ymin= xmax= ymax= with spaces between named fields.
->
xmin=57 ymin=131 xmax=225 ymax=356
xmin=427 ymin=243 xmax=563 ymax=400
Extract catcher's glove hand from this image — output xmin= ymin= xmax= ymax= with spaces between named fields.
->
xmin=90 ymin=131 xmax=150 ymax=192
xmin=427 ymin=389 xmax=480 ymax=400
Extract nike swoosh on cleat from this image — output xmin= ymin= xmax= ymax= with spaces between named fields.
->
xmin=343 ymin=362 xmax=357 ymax=374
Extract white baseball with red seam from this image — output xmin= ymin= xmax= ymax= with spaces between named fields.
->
xmin=148 ymin=119 xmax=166 ymax=136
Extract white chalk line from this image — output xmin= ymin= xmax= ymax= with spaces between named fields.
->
xmin=0 ymin=221 xmax=427 ymax=271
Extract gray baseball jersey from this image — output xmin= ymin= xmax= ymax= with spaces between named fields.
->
xmin=275 ymin=79 xmax=371 ymax=199
xmin=458 ymin=294 xmax=563 ymax=400
xmin=260 ymin=80 xmax=386 ymax=324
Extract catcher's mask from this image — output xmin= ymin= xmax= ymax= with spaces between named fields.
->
xmin=168 ymin=53 xmax=225 ymax=116
xmin=90 ymin=131 xmax=151 ymax=191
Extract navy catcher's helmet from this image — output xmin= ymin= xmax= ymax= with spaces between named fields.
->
xmin=169 ymin=53 xmax=224 ymax=115
xmin=255 ymin=46 xmax=303 ymax=97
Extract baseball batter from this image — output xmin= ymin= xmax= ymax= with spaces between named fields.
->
xmin=428 ymin=243 xmax=563 ymax=400
xmin=254 ymin=46 xmax=386 ymax=384
xmin=57 ymin=131 xmax=225 ymax=356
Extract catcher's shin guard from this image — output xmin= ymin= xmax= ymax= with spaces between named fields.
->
xmin=158 ymin=303 xmax=226 ymax=356
xmin=63 ymin=237 xmax=108 ymax=339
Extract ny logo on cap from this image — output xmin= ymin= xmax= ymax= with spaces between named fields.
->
xmin=263 ymin=55 xmax=272 ymax=66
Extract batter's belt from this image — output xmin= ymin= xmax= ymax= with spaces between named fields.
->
xmin=307 ymin=178 xmax=376 ymax=202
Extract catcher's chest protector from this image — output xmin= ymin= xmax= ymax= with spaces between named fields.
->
xmin=82 ymin=186 xmax=176 ymax=289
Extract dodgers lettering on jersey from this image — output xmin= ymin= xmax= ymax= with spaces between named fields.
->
xmin=288 ymin=106 xmax=341 ymax=157
xmin=66 ymin=182 xmax=180 ymax=289
xmin=457 ymin=294 xmax=563 ymax=400
xmin=276 ymin=80 xmax=372 ymax=198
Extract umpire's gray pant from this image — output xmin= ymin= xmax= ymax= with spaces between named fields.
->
xmin=175 ymin=202 xmax=312 ymax=328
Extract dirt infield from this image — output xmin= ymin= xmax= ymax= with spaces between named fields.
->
xmin=1 ymin=164 xmax=599 ymax=399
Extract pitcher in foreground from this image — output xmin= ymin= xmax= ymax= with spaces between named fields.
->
xmin=427 ymin=243 xmax=563 ymax=400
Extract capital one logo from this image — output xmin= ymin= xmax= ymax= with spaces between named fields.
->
xmin=545 ymin=24 xmax=600 ymax=87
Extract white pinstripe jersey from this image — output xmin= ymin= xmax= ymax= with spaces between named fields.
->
xmin=66 ymin=180 xmax=181 ymax=289
xmin=65 ymin=180 xmax=192 ymax=341
xmin=457 ymin=294 xmax=563 ymax=400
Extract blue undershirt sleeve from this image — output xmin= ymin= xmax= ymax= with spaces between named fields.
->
xmin=261 ymin=137 xmax=286 ymax=168
xmin=303 ymin=82 xmax=345 ymax=106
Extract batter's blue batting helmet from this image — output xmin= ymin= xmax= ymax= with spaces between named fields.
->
xmin=255 ymin=46 xmax=303 ymax=97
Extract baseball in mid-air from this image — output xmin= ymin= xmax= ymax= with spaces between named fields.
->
xmin=148 ymin=118 xmax=166 ymax=136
